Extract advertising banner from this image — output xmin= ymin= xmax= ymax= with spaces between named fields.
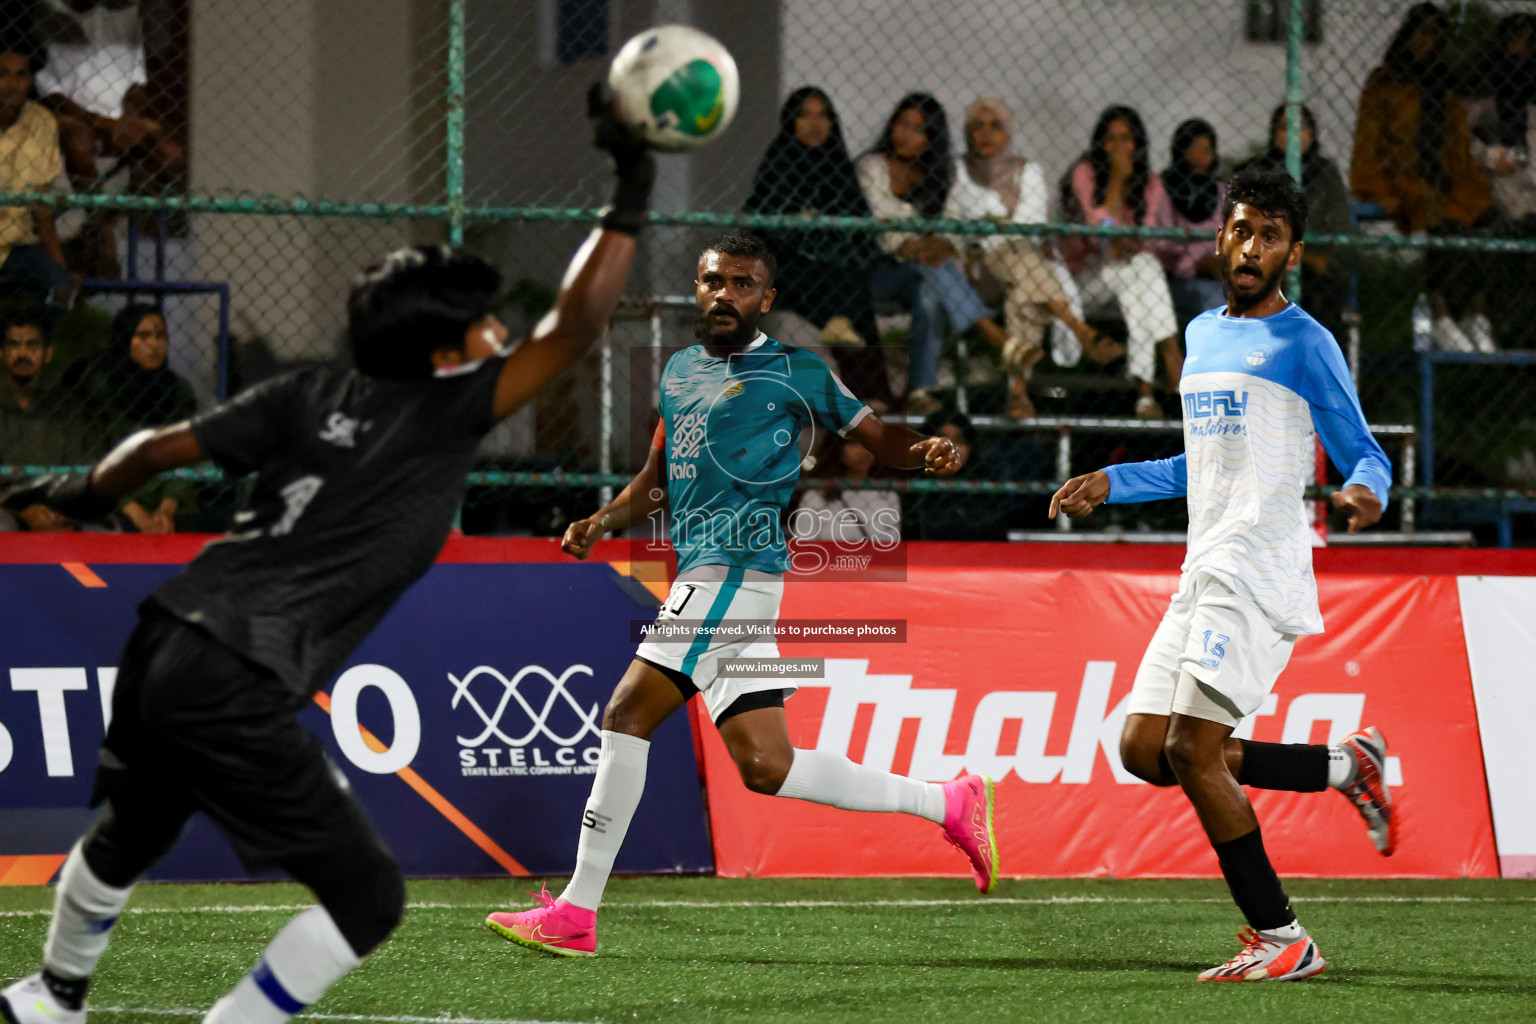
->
xmin=697 ymin=568 xmax=1498 ymax=879
xmin=1457 ymin=576 xmax=1536 ymax=880
xmin=0 ymin=560 xmax=712 ymax=883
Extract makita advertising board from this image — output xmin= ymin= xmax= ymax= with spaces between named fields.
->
xmin=0 ymin=556 xmax=713 ymax=883
xmin=697 ymin=566 xmax=1499 ymax=879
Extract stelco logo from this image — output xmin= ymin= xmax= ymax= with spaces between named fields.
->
xmin=314 ymin=663 xmax=603 ymax=779
xmin=450 ymin=664 xmax=602 ymax=777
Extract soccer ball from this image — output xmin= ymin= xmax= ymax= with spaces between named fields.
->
xmin=608 ymin=25 xmax=739 ymax=152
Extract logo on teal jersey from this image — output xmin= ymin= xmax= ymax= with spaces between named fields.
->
xmin=670 ymin=410 xmax=708 ymax=460
xmin=698 ymin=369 xmax=814 ymax=487
xmin=637 ymin=342 xmax=907 ymax=582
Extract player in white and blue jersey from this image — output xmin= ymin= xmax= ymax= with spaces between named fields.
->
xmin=485 ymin=233 xmax=1000 ymax=957
xmin=1051 ymin=168 xmax=1398 ymax=982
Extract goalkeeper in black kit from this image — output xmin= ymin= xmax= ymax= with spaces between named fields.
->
xmin=0 ymin=86 xmax=653 ymax=1024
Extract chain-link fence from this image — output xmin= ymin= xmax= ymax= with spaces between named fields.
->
xmin=0 ymin=0 xmax=1532 ymax=543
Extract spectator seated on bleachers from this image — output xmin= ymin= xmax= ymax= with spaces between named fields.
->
xmin=0 ymin=310 xmax=90 ymax=529
xmin=1350 ymin=2 xmax=1496 ymax=353
xmin=944 ymin=96 xmax=1120 ymax=420
xmin=0 ymin=35 xmax=72 ymax=307
xmin=1056 ymin=105 xmax=1183 ymax=419
xmin=34 ymin=0 xmax=186 ymax=278
xmin=66 ymin=302 xmax=197 ymax=531
xmin=745 ymin=86 xmax=895 ymax=409
xmin=1238 ymin=104 xmax=1356 ymax=340
xmin=1465 ymin=12 xmax=1536 ymax=232
xmin=1465 ymin=13 xmax=1536 ymax=350
xmin=1160 ymin=118 xmax=1227 ymax=329
xmin=857 ymin=92 xmax=1011 ymax=417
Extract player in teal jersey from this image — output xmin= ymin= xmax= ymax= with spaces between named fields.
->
xmin=486 ymin=233 xmax=1000 ymax=956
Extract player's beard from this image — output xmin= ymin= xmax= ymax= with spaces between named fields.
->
xmin=694 ymin=306 xmax=758 ymax=348
xmin=1222 ymin=257 xmax=1285 ymax=314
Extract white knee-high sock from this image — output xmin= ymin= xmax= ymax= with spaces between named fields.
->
xmin=776 ymin=748 xmax=946 ymax=823
xmin=43 ymin=842 xmax=135 ymax=980
xmin=203 ymin=907 xmax=360 ymax=1024
xmin=560 ymin=730 xmax=650 ymax=912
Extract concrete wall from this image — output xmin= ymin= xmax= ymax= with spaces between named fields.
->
xmin=466 ymin=0 xmax=781 ymax=293
xmin=462 ymin=0 xmax=783 ymax=464
xmin=187 ymin=0 xmax=416 ymax=364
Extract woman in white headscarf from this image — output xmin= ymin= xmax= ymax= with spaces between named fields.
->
xmin=945 ymin=98 xmax=1122 ymax=417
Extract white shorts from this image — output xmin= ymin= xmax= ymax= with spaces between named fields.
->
xmin=1127 ymin=571 xmax=1297 ymax=727
xmin=1072 ymin=251 xmax=1179 ymax=383
xmin=635 ymin=565 xmax=793 ymax=722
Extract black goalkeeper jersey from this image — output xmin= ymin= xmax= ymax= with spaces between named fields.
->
xmin=149 ymin=354 xmax=508 ymax=699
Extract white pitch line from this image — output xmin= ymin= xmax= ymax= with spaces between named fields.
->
xmin=0 ymin=903 xmax=462 ymax=919
xmin=593 ymin=895 xmax=1536 ymax=908
xmin=93 ymin=1008 xmax=596 ymax=1024
xmin=0 ymin=894 xmax=1530 ymax=920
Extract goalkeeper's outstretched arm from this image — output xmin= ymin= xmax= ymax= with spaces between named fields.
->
xmin=2 ymin=423 xmax=203 ymax=523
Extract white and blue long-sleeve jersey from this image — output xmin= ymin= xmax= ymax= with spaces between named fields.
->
xmin=1104 ymin=303 xmax=1391 ymax=635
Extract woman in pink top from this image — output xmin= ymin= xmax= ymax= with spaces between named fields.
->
xmin=1059 ymin=106 xmax=1182 ymax=418
xmin=1161 ymin=118 xmax=1228 ymax=329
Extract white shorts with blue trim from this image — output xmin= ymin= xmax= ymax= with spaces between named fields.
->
xmin=635 ymin=565 xmax=792 ymax=722
xmin=1126 ymin=571 xmax=1297 ymax=727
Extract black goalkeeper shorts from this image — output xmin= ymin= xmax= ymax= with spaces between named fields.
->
xmin=93 ymin=607 xmax=389 ymax=873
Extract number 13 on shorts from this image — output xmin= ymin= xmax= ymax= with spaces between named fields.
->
xmin=1201 ymin=630 xmax=1231 ymax=659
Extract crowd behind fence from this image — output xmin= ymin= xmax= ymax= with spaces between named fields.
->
xmin=0 ymin=1 xmax=1533 ymax=545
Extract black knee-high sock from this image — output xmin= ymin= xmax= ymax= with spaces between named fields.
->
xmin=1236 ymin=741 xmax=1328 ymax=792
xmin=1212 ymin=826 xmax=1294 ymax=931
xmin=41 ymin=971 xmax=89 ymax=1010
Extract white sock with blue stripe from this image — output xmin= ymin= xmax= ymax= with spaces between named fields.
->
xmin=777 ymin=748 xmax=946 ymax=823
xmin=204 ymin=907 xmax=360 ymax=1024
xmin=43 ymin=842 xmax=134 ymax=981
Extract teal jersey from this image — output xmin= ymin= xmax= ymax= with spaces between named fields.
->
xmin=658 ymin=333 xmax=871 ymax=574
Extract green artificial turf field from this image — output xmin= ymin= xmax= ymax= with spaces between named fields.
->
xmin=2 ymin=876 xmax=1531 ymax=1024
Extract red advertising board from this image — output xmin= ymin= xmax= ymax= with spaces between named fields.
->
xmin=696 ymin=567 xmax=1497 ymax=879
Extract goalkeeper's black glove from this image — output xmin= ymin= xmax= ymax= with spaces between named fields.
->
xmin=588 ymin=81 xmax=655 ymax=236
xmin=2 ymin=473 xmax=115 ymax=522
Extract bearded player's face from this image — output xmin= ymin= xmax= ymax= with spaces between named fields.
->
xmin=1217 ymin=202 xmax=1301 ymax=314
xmin=694 ymin=251 xmax=775 ymax=348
